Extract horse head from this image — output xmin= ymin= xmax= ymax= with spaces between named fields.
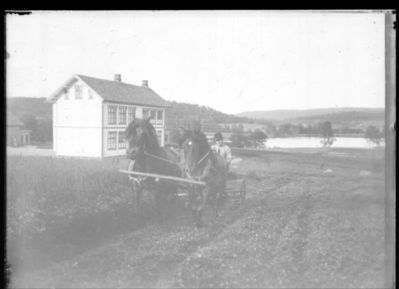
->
xmin=125 ymin=117 xmax=159 ymax=160
xmin=180 ymin=130 xmax=210 ymax=176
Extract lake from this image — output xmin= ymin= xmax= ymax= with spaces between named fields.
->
xmin=265 ymin=137 xmax=385 ymax=149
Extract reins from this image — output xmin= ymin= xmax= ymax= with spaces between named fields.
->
xmin=197 ymin=151 xmax=210 ymax=166
xmin=144 ymin=150 xmax=180 ymax=166
xmin=143 ymin=145 xmax=210 ymax=168
xmin=184 ymin=149 xmax=212 ymax=181
xmin=132 ymin=128 xmax=211 ymax=181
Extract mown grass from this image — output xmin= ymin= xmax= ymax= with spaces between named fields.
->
xmin=175 ymin=148 xmax=386 ymax=288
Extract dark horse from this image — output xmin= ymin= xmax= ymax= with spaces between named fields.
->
xmin=180 ymin=130 xmax=228 ymax=227
xmin=125 ymin=118 xmax=182 ymax=218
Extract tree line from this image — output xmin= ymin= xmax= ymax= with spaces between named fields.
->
xmin=223 ymin=122 xmax=366 ymax=137
xmin=227 ymin=121 xmax=384 ymax=148
xmin=20 ymin=114 xmax=53 ymax=143
xmin=20 ymin=113 xmax=384 ymax=148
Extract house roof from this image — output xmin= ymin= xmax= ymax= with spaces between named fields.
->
xmin=7 ymin=111 xmax=23 ymax=126
xmin=47 ymin=74 xmax=170 ymax=108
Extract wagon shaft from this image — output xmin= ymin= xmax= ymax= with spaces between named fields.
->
xmin=119 ymin=169 xmax=206 ymax=186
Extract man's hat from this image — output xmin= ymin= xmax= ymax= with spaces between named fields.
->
xmin=214 ymin=132 xmax=223 ymax=141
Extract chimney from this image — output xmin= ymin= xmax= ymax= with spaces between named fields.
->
xmin=142 ymin=80 xmax=148 ymax=87
xmin=114 ymin=74 xmax=121 ymax=82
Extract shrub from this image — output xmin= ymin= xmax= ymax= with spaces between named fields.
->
xmin=320 ymin=121 xmax=336 ymax=147
xmin=250 ymin=130 xmax=267 ymax=148
xmin=230 ymin=132 xmax=251 ymax=148
xmin=364 ymin=125 xmax=383 ymax=146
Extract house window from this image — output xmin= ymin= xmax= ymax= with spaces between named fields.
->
xmin=127 ymin=107 xmax=136 ymax=123
xmin=143 ymin=109 xmax=150 ymax=119
xmin=150 ymin=110 xmax=156 ymax=120
xmin=118 ymin=106 xmax=127 ymax=125
xmin=75 ymin=85 xmax=83 ymax=99
xmin=107 ymin=131 xmax=117 ymax=150
xmin=157 ymin=110 xmax=164 ymax=124
xmin=156 ymin=130 xmax=163 ymax=145
xmin=108 ymin=106 xmax=117 ymax=125
xmin=118 ymin=131 xmax=126 ymax=149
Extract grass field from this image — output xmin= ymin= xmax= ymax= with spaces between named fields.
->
xmin=7 ymin=148 xmax=387 ymax=288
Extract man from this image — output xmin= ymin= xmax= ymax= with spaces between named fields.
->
xmin=211 ymin=132 xmax=232 ymax=170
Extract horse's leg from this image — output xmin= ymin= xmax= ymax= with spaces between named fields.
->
xmin=132 ymin=181 xmax=142 ymax=214
xmin=193 ymin=209 xmax=203 ymax=228
xmin=165 ymin=183 xmax=176 ymax=208
xmin=193 ymin=187 xmax=209 ymax=227
xmin=155 ymin=185 xmax=169 ymax=223
xmin=207 ymin=186 xmax=218 ymax=218
xmin=154 ymin=191 xmax=163 ymax=222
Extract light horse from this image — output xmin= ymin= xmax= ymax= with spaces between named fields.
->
xmin=180 ymin=130 xmax=229 ymax=227
xmin=125 ymin=118 xmax=182 ymax=218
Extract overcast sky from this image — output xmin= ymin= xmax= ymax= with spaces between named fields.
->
xmin=6 ymin=10 xmax=385 ymax=114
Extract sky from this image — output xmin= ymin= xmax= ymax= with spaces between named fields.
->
xmin=6 ymin=10 xmax=386 ymax=114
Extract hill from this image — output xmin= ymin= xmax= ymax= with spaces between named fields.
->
xmin=165 ymin=101 xmax=254 ymax=130
xmin=7 ymin=97 xmax=385 ymax=135
xmin=237 ymin=107 xmax=384 ymax=121
xmin=6 ymin=97 xmax=254 ymax=131
xmin=290 ymin=110 xmax=384 ymax=123
xmin=7 ymin=97 xmax=52 ymax=121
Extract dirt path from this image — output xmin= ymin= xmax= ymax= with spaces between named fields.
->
xmin=11 ymin=150 xmax=386 ymax=288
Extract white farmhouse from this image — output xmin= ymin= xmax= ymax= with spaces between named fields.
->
xmin=47 ymin=74 xmax=169 ymax=158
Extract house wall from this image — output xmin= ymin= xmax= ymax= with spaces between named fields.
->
xmin=53 ymin=79 xmax=103 ymax=157
xmin=54 ymin=128 xmax=102 ymax=157
xmin=52 ymin=77 xmax=167 ymax=158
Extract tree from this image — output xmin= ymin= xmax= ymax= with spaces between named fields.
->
xmin=20 ymin=114 xmax=53 ymax=143
xmin=250 ymin=129 xmax=268 ymax=148
xmin=230 ymin=132 xmax=251 ymax=148
xmin=223 ymin=125 xmax=231 ymax=132
xmin=265 ymin=123 xmax=278 ymax=137
xmin=298 ymin=123 xmax=306 ymax=134
xmin=231 ymin=124 xmax=244 ymax=133
xmin=364 ymin=125 xmax=383 ymax=146
xmin=278 ymin=123 xmax=295 ymax=136
xmin=167 ymin=129 xmax=183 ymax=145
xmin=36 ymin=119 xmax=53 ymax=142
xmin=320 ymin=121 xmax=336 ymax=147
xmin=21 ymin=114 xmax=38 ymax=141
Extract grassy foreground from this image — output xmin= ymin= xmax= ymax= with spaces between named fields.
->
xmin=7 ymin=149 xmax=386 ymax=288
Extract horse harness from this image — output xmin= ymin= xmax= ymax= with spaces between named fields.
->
xmin=129 ymin=146 xmax=212 ymax=185
xmin=184 ymin=150 xmax=213 ymax=182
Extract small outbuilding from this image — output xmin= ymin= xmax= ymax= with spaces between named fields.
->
xmin=7 ymin=112 xmax=31 ymax=146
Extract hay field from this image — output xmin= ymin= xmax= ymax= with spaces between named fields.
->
xmin=7 ymin=148 xmax=387 ymax=288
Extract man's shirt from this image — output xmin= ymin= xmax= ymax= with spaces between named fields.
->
xmin=211 ymin=143 xmax=232 ymax=164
